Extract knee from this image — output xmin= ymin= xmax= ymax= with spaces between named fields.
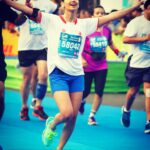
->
xmin=38 ymin=72 xmax=47 ymax=82
xmin=61 ymin=110 xmax=74 ymax=121
xmin=128 ymin=87 xmax=139 ymax=97
xmin=95 ymin=91 xmax=103 ymax=98
xmin=23 ymin=74 xmax=32 ymax=85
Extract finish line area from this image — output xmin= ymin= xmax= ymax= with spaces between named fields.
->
xmin=0 ymin=90 xmax=149 ymax=150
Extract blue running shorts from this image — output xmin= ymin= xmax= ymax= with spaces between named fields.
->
xmin=49 ymin=68 xmax=84 ymax=95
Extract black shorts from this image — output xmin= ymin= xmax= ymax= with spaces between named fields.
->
xmin=125 ymin=56 xmax=150 ymax=87
xmin=18 ymin=48 xmax=47 ymax=67
xmin=83 ymin=69 xmax=107 ymax=98
xmin=0 ymin=56 xmax=7 ymax=82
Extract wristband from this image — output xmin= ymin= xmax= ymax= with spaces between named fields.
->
xmin=114 ymin=49 xmax=120 ymax=55
xmin=26 ymin=8 xmax=39 ymax=19
xmin=31 ymin=8 xmax=39 ymax=18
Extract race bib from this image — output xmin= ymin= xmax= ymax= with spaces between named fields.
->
xmin=140 ymin=41 xmax=150 ymax=53
xmin=58 ymin=32 xmax=82 ymax=59
xmin=29 ymin=20 xmax=44 ymax=35
xmin=90 ymin=36 xmax=108 ymax=52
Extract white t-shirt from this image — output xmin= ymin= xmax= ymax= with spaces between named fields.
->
xmin=124 ymin=15 xmax=150 ymax=68
xmin=40 ymin=13 xmax=98 ymax=75
xmin=18 ymin=0 xmax=57 ymax=51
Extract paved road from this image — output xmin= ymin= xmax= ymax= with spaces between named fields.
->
xmin=48 ymin=92 xmax=145 ymax=111
xmin=86 ymin=93 xmax=145 ymax=111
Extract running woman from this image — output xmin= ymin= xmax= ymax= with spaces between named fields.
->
xmin=121 ymin=0 xmax=150 ymax=134
xmin=79 ymin=5 xmax=126 ymax=125
xmin=3 ymin=0 xmax=144 ymax=149
xmin=16 ymin=0 xmax=58 ymax=121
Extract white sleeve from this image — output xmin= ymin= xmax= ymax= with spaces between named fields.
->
xmin=83 ymin=18 xmax=98 ymax=36
xmin=124 ymin=19 xmax=138 ymax=37
xmin=12 ymin=0 xmax=25 ymax=14
xmin=40 ymin=12 xmax=52 ymax=31
xmin=48 ymin=1 xmax=58 ymax=13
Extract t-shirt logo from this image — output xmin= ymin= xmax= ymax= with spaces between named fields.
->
xmin=58 ymin=32 xmax=82 ymax=58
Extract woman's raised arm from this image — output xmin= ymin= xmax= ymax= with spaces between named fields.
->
xmin=98 ymin=0 xmax=144 ymax=27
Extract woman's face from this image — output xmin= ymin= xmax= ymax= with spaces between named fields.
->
xmin=93 ymin=7 xmax=105 ymax=18
xmin=63 ymin=0 xmax=79 ymax=12
xmin=145 ymin=5 xmax=150 ymax=20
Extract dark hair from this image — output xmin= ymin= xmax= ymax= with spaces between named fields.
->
xmin=55 ymin=0 xmax=62 ymax=3
xmin=95 ymin=5 xmax=104 ymax=10
xmin=78 ymin=8 xmax=92 ymax=16
xmin=144 ymin=0 xmax=150 ymax=9
xmin=121 ymin=16 xmax=131 ymax=24
xmin=91 ymin=5 xmax=105 ymax=15
xmin=134 ymin=7 xmax=143 ymax=13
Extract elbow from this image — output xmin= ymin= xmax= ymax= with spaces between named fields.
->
xmin=123 ymin=37 xmax=130 ymax=44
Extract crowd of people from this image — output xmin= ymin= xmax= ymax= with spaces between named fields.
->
xmin=0 ymin=0 xmax=150 ymax=150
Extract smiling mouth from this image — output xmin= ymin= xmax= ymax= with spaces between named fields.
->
xmin=69 ymin=2 xmax=78 ymax=7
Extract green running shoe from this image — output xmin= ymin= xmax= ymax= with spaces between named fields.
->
xmin=42 ymin=117 xmax=57 ymax=146
xmin=46 ymin=117 xmax=54 ymax=127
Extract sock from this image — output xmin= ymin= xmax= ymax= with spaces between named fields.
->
xmin=146 ymin=120 xmax=150 ymax=124
xmin=123 ymin=106 xmax=130 ymax=112
xmin=89 ymin=110 xmax=96 ymax=118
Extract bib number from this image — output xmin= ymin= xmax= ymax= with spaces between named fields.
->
xmin=90 ymin=36 xmax=108 ymax=52
xmin=58 ymin=32 xmax=82 ymax=59
xmin=29 ymin=20 xmax=44 ymax=35
xmin=140 ymin=41 xmax=150 ymax=53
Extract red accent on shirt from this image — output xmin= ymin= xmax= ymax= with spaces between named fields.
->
xmin=37 ymin=12 xmax=42 ymax=23
xmin=59 ymin=15 xmax=78 ymax=24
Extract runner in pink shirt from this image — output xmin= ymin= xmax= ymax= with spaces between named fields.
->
xmin=79 ymin=5 xmax=126 ymax=125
